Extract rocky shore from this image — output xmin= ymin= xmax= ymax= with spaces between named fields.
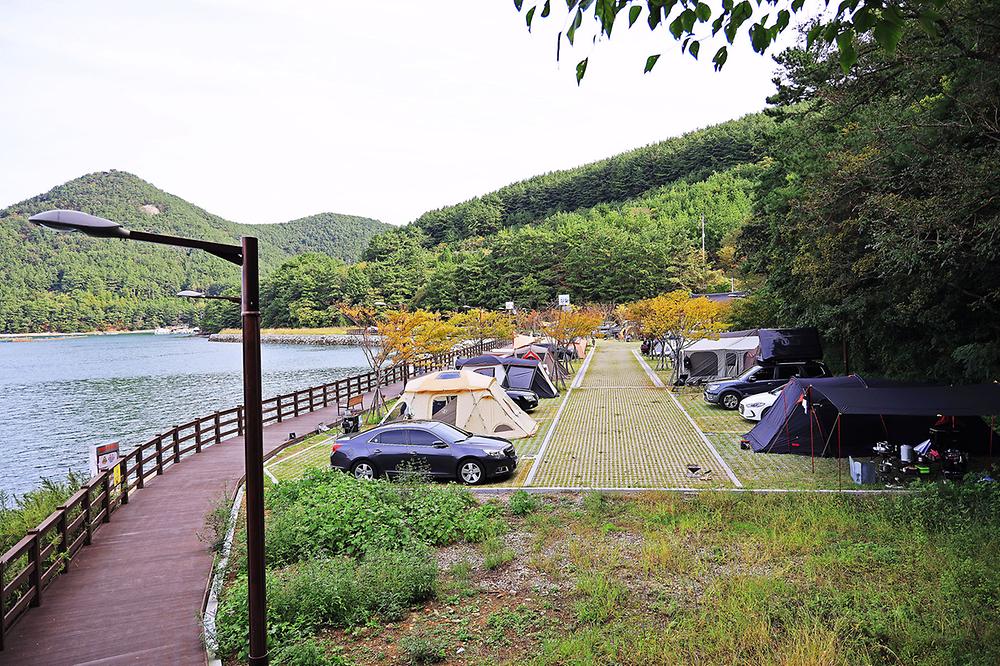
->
xmin=209 ymin=333 xmax=373 ymax=346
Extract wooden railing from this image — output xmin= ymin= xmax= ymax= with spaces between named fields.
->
xmin=0 ymin=339 xmax=492 ymax=649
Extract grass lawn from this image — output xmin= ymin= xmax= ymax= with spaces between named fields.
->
xmin=212 ymin=473 xmax=1000 ymax=665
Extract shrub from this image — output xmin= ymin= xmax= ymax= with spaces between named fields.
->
xmin=508 ymin=490 xmax=538 ymax=516
xmin=270 ymin=637 xmax=353 ymax=666
xmin=259 ymin=469 xmax=507 ymax=565
xmin=214 ymin=549 xmax=436 ymax=660
xmin=399 ymin=632 xmax=447 ymax=665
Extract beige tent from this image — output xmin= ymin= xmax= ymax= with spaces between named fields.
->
xmin=383 ymin=370 xmax=538 ymax=439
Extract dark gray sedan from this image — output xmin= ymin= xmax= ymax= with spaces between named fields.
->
xmin=330 ymin=420 xmax=517 ymax=485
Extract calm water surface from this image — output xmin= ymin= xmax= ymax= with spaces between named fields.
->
xmin=0 ymin=334 xmax=368 ymax=496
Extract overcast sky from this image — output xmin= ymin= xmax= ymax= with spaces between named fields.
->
xmin=1 ymin=1 xmax=793 ymax=226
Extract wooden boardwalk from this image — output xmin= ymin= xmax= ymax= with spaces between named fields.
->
xmin=1 ymin=383 xmax=402 ymax=665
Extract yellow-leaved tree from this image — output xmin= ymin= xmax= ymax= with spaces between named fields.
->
xmin=625 ymin=291 xmax=729 ymax=377
xmin=447 ymin=308 xmax=514 ymax=347
xmin=539 ymin=306 xmax=603 ymax=387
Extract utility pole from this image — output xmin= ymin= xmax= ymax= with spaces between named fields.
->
xmin=700 ymin=214 xmax=706 ymax=257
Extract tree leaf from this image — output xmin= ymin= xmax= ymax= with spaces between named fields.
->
xmin=576 ymin=57 xmax=589 ymax=85
xmin=873 ymin=20 xmax=903 ymax=56
xmin=526 ymin=6 xmax=536 ymax=30
xmin=541 ymin=0 xmax=551 ymax=16
xmin=514 ymin=0 xmax=523 ymax=11
xmin=556 ymin=31 xmax=562 ymax=61
xmin=837 ymin=29 xmax=857 ymax=73
xmin=712 ymin=45 xmax=728 ymax=71
xmin=644 ymin=53 xmax=661 ymax=73
xmin=629 ymin=5 xmax=642 ymax=27
xmin=918 ymin=9 xmax=940 ymax=36
xmin=695 ymin=2 xmax=712 ymax=22
xmin=689 ymin=40 xmax=700 ymax=59
xmin=669 ymin=15 xmax=685 ymax=39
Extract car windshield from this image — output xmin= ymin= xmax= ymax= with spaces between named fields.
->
xmin=429 ymin=421 xmax=472 ymax=441
xmin=737 ymin=365 xmax=762 ymax=381
xmin=769 ymin=385 xmax=786 ymax=396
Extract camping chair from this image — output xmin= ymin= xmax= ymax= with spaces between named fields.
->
xmin=338 ymin=393 xmax=365 ymax=416
xmin=671 ymin=374 xmax=689 ymax=393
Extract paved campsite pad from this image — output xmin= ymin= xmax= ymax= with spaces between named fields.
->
xmin=528 ymin=341 xmax=734 ymax=488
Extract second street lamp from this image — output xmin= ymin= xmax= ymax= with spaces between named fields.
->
xmin=28 ymin=210 xmax=270 ymax=666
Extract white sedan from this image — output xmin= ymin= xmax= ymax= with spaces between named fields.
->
xmin=737 ymin=385 xmax=786 ymax=421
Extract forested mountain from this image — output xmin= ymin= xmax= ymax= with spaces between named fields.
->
xmin=0 ymin=171 xmax=389 ymax=332
xmin=414 ymin=114 xmax=775 ymax=243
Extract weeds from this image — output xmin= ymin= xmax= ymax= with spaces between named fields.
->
xmin=399 ymin=631 xmax=447 ymax=665
xmin=508 ymin=490 xmax=538 ymax=516
xmin=481 ymin=535 xmax=515 ymax=570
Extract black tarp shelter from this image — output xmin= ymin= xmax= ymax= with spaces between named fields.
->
xmin=757 ymin=328 xmax=823 ymax=363
xmin=744 ymin=375 xmax=1000 ymax=458
xmin=456 ymin=355 xmax=559 ymax=399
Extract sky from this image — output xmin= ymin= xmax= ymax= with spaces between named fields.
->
xmin=0 ymin=1 xmax=794 ymax=226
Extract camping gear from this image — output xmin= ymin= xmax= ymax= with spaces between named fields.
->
xmin=942 ymin=449 xmax=968 ymax=479
xmin=383 ymin=369 xmax=538 ymax=439
xmin=744 ymin=375 xmax=1000 ymax=457
xmin=900 ymin=445 xmax=915 ymax=463
xmin=757 ymin=328 xmax=823 ymax=363
xmin=849 ymin=456 xmax=877 ymax=485
xmin=341 ymin=415 xmax=360 ymax=434
xmin=457 ymin=355 xmax=559 ymax=399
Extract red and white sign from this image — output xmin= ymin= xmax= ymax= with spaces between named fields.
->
xmin=89 ymin=441 xmax=120 ymax=477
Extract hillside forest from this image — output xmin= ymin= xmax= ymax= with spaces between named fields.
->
xmin=3 ymin=2 xmax=997 ymax=384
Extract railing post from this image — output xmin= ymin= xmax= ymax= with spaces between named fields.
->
xmin=0 ymin=556 xmax=5 ymax=651
xmin=156 ymin=436 xmax=164 ymax=475
xmin=102 ymin=473 xmax=111 ymax=523
xmin=277 ymin=396 xmax=283 ymax=423
xmin=322 ymin=384 xmax=328 ymax=408
xmin=172 ymin=427 xmax=180 ymax=463
xmin=136 ymin=445 xmax=145 ymax=489
xmin=195 ymin=419 xmax=203 ymax=453
xmin=215 ymin=411 xmax=222 ymax=442
xmin=237 ymin=407 xmax=244 ymax=437
xmin=120 ymin=460 xmax=129 ymax=505
xmin=83 ymin=485 xmax=93 ymax=545
xmin=57 ymin=506 xmax=68 ymax=573
xmin=293 ymin=391 xmax=300 ymax=417
xmin=27 ymin=530 xmax=41 ymax=607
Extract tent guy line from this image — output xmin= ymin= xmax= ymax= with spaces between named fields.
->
xmin=525 ymin=346 xmax=596 ymax=486
xmin=633 ymin=350 xmax=744 ymax=488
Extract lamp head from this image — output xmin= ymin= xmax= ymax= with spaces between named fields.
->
xmin=176 ymin=290 xmax=206 ymax=299
xmin=28 ymin=210 xmax=128 ymax=239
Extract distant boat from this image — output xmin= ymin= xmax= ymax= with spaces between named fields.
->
xmin=154 ymin=327 xmax=171 ymax=335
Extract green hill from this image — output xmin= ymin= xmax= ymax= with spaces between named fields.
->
xmin=413 ymin=113 xmax=775 ymax=243
xmin=0 ymin=171 xmax=390 ymax=333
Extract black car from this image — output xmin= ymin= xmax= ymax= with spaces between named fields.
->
xmin=330 ymin=420 xmax=517 ymax=485
xmin=505 ymin=388 xmax=538 ymax=412
xmin=703 ymin=361 xmax=831 ymax=410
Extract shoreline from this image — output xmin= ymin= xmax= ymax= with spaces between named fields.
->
xmin=210 ymin=332 xmax=372 ymax=346
xmin=0 ymin=329 xmax=156 ymax=341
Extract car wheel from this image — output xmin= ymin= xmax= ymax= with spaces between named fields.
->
xmin=720 ymin=392 xmax=740 ymax=410
xmin=350 ymin=460 xmax=377 ymax=480
xmin=458 ymin=459 xmax=484 ymax=485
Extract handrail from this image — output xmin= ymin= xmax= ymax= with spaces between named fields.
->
xmin=0 ymin=338 xmax=492 ymax=649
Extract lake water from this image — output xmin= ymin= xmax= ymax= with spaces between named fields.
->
xmin=0 ymin=334 xmax=368 ymax=497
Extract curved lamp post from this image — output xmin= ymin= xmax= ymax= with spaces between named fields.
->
xmin=29 ymin=210 xmax=269 ymax=666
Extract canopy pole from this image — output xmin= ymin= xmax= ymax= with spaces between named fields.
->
xmin=783 ymin=386 xmax=791 ymax=451
xmin=808 ymin=387 xmax=815 ymax=473
xmin=836 ymin=413 xmax=843 ymax=491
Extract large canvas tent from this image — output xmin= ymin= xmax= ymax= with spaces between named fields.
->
xmin=383 ymin=369 xmax=538 ymax=439
xmin=757 ymin=328 xmax=823 ymax=363
xmin=456 ymin=355 xmax=559 ymax=399
xmin=744 ymin=375 xmax=999 ymax=457
xmin=678 ymin=335 xmax=760 ymax=380
xmin=490 ymin=342 xmax=561 ymax=380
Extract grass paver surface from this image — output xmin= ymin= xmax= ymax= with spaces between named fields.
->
xmin=529 ymin=341 xmax=733 ymax=488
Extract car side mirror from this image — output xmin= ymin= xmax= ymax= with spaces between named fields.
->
xmin=432 ymin=441 xmax=448 ymax=449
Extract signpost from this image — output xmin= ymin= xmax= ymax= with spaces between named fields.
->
xmin=558 ymin=294 xmax=570 ymax=307
xmin=90 ymin=441 xmax=121 ymax=485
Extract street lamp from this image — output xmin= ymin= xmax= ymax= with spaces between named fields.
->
xmin=28 ymin=210 xmax=270 ymax=665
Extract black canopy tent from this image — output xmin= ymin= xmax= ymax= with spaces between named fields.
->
xmin=456 ymin=355 xmax=559 ymax=399
xmin=744 ymin=375 xmax=999 ymax=460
